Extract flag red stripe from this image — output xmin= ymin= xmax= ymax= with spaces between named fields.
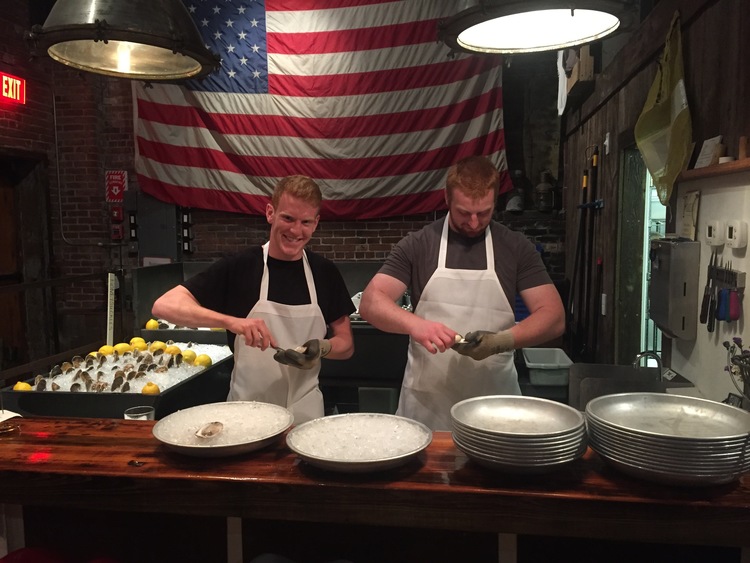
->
xmin=138 ymin=129 xmax=506 ymax=180
xmin=136 ymin=86 xmax=502 ymax=139
xmin=267 ymin=0 xmax=401 ymax=12
xmin=268 ymin=19 xmax=440 ymax=54
xmin=269 ymin=56 xmax=498 ymax=97
xmin=136 ymin=174 xmax=447 ymax=220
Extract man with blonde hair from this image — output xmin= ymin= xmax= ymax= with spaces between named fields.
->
xmin=153 ymin=175 xmax=355 ymax=423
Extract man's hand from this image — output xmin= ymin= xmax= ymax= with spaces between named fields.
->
xmin=273 ymin=339 xmax=332 ymax=370
xmin=452 ymin=330 xmax=515 ymax=361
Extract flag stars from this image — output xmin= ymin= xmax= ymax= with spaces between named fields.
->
xmin=239 ymin=56 xmax=248 ymax=65
xmin=213 ymin=30 xmax=223 ymax=40
xmin=227 ymin=44 xmax=235 ymax=53
xmin=225 ymin=18 xmax=234 ymax=28
xmin=228 ymin=70 xmax=237 ymax=78
xmin=238 ymin=31 xmax=247 ymax=40
xmin=251 ymin=44 xmax=260 ymax=53
xmin=212 ymin=5 xmax=221 ymax=14
xmin=201 ymin=18 xmax=209 ymax=26
xmin=249 ymin=18 xmax=259 ymax=27
xmin=252 ymin=70 xmax=261 ymax=79
xmin=188 ymin=5 xmax=197 ymax=13
xmin=238 ymin=6 xmax=246 ymax=14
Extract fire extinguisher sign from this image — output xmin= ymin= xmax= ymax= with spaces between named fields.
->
xmin=105 ymin=170 xmax=127 ymax=203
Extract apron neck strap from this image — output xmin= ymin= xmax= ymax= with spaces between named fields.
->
xmin=439 ymin=214 xmax=495 ymax=269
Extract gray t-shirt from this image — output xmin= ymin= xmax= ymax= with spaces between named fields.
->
xmin=378 ymin=216 xmax=552 ymax=312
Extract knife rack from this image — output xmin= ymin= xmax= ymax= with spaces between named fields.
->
xmin=708 ymin=266 xmax=746 ymax=290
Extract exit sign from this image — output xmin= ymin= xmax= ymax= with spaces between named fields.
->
xmin=0 ymin=72 xmax=25 ymax=105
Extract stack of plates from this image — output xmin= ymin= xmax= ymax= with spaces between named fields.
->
xmin=586 ymin=393 xmax=750 ymax=486
xmin=450 ymin=395 xmax=587 ymax=473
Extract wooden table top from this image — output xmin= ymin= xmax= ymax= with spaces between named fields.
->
xmin=0 ymin=416 xmax=748 ymax=547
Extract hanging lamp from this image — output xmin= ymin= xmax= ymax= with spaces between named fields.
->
xmin=27 ymin=0 xmax=220 ymax=81
xmin=439 ymin=1 xmax=637 ymax=54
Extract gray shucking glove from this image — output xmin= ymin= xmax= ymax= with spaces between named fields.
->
xmin=273 ymin=339 xmax=332 ymax=370
xmin=452 ymin=330 xmax=515 ymax=361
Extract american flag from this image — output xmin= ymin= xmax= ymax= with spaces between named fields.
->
xmin=134 ymin=0 xmax=511 ymax=220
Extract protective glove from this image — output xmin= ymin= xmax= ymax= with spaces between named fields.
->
xmin=452 ymin=330 xmax=515 ymax=361
xmin=273 ymin=339 xmax=331 ymax=370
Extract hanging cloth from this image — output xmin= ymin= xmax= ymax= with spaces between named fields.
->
xmin=634 ymin=11 xmax=692 ymax=205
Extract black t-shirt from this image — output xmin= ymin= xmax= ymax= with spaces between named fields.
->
xmin=182 ymin=246 xmax=355 ymax=348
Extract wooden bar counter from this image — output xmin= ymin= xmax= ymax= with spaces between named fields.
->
xmin=0 ymin=417 xmax=748 ymax=553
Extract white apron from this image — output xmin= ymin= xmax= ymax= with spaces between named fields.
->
xmin=396 ymin=216 xmax=520 ymax=430
xmin=228 ymin=243 xmax=326 ymax=424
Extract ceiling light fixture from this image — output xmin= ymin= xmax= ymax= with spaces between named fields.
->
xmin=27 ymin=0 xmax=220 ymax=81
xmin=440 ymin=1 xmax=637 ymax=55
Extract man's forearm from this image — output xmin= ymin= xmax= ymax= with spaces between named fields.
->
xmin=509 ymin=306 xmax=565 ymax=349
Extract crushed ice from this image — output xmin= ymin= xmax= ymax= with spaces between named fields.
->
xmin=288 ymin=414 xmax=431 ymax=461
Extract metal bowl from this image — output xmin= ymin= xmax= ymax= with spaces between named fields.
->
xmin=451 ymin=395 xmax=584 ymax=437
xmin=152 ymin=401 xmax=293 ymax=457
xmin=586 ymin=393 xmax=750 ymax=441
xmin=286 ymin=413 xmax=432 ymax=473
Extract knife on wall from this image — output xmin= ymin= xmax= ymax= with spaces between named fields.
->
xmin=699 ymin=251 xmax=714 ymax=325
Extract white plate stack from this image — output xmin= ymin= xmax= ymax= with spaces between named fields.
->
xmin=450 ymin=395 xmax=587 ymax=473
xmin=585 ymin=393 xmax=750 ymax=486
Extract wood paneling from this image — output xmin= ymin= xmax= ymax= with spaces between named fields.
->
xmin=562 ymin=0 xmax=745 ymax=363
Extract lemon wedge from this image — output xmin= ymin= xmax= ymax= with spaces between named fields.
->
xmin=141 ymin=382 xmax=160 ymax=395
xmin=194 ymin=354 xmax=212 ymax=367
xmin=113 ymin=342 xmax=132 ymax=355
xmin=181 ymin=349 xmax=197 ymax=364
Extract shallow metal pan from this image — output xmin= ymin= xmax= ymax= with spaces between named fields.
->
xmin=586 ymin=393 xmax=750 ymax=441
xmin=286 ymin=413 xmax=431 ymax=473
xmin=451 ymin=395 xmax=584 ymax=437
xmin=152 ymin=401 xmax=293 ymax=457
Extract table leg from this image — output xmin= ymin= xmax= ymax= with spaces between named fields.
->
xmin=498 ymin=532 xmax=517 ymax=563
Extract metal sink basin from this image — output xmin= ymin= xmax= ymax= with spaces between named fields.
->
xmin=569 ymin=363 xmax=694 ymax=410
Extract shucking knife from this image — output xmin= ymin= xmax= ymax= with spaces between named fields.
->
xmin=699 ymin=251 xmax=714 ymax=324
xmin=707 ymin=255 xmax=717 ymax=333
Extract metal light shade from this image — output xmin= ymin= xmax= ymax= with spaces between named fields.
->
xmin=440 ymin=1 xmax=636 ymax=54
xmin=28 ymin=0 xmax=220 ymax=80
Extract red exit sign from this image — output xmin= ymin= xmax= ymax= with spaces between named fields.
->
xmin=0 ymin=72 xmax=25 ymax=105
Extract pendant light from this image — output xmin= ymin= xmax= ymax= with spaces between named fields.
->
xmin=27 ymin=0 xmax=220 ymax=81
xmin=440 ymin=1 xmax=637 ymax=54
